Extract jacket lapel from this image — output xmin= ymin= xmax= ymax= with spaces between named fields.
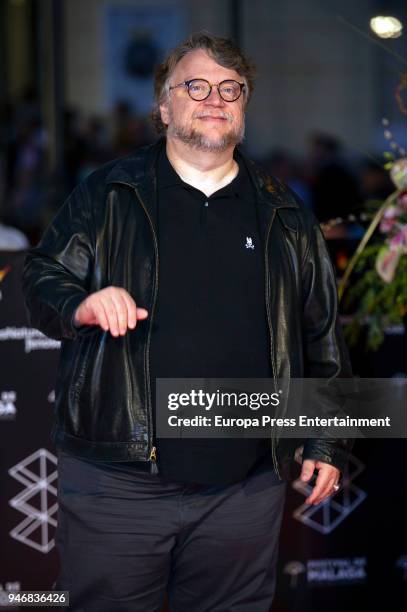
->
xmin=105 ymin=138 xmax=165 ymax=232
xmin=104 ymin=138 xmax=300 ymax=241
xmin=234 ymin=146 xmax=300 ymax=245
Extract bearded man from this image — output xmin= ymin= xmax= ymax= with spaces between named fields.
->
xmin=22 ymin=32 xmax=353 ymax=612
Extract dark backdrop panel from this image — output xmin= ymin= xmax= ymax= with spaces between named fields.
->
xmin=0 ymin=250 xmax=406 ymax=609
xmin=0 ymin=251 xmax=60 ymax=600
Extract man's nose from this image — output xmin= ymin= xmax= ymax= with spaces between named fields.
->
xmin=204 ymin=86 xmax=226 ymax=106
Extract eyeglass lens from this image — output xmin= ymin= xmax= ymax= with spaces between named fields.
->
xmin=188 ymin=79 xmax=242 ymax=101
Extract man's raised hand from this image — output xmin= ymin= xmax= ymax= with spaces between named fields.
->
xmin=73 ymin=287 xmax=148 ymax=336
xmin=300 ymin=458 xmax=341 ymax=505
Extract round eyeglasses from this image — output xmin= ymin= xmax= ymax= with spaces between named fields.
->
xmin=169 ymin=78 xmax=246 ymax=102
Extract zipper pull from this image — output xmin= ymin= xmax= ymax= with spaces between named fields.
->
xmin=149 ymin=446 xmax=159 ymax=474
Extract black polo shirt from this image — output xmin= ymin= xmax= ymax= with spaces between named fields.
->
xmin=150 ymin=146 xmax=274 ymax=485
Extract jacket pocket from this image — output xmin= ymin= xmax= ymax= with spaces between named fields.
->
xmin=66 ymin=333 xmax=99 ymax=412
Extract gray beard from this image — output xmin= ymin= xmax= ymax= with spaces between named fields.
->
xmin=167 ymin=118 xmax=245 ymax=152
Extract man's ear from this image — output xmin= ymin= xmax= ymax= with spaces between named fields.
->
xmin=159 ymin=100 xmax=170 ymax=127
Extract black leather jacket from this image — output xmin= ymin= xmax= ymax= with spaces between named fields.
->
xmin=22 ymin=138 xmax=354 ymax=481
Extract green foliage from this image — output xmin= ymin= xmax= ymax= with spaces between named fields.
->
xmin=343 ymin=246 xmax=407 ymax=351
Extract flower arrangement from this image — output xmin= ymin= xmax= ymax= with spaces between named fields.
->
xmin=340 ymin=118 xmax=407 ymax=350
xmin=376 ymin=160 xmax=407 ymax=279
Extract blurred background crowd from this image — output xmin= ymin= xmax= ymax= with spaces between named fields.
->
xmin=0 ymin=0 xmax=405 ymax=252
xmin=0 ymin=90 xmax=397 ymax=246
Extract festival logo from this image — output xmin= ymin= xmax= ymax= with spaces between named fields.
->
xmin=284 ymin=557 xmax=367 ymax=587
xmin=8 ymin=449 xmax=58 ymax=553
xmin=283 ymin=561 xmax=306 ymax=588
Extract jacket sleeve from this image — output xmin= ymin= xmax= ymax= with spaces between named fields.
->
xmin=21 ymin=180 xmax=98 ymax=341
xmin=300 ymin=211 xmax=355 ymax=473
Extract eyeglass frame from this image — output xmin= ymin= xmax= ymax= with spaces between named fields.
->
xmin=168 ymin=78 xmax=246 ymax=102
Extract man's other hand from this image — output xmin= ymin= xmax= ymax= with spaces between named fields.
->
xmin=73 ymin=287 xmax=148 ymax=336
xmin=300 ymin=459 xmax=341 ymax=505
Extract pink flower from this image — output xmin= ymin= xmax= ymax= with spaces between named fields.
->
xmin=389 ymin=225 xmax=407 ymax=253
xmin=383 ymin=205 xmax=400 ymax=219
xmin=379 ymin=217 xmax=396 ymax=233
xmin=380 ymin=205 xmax=400 ymax=233
xmin=376 ymin=246 xmax=402 ymax=283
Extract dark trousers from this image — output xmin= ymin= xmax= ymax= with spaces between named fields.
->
xmin=54 ymin=450 xmax=286 ymax=612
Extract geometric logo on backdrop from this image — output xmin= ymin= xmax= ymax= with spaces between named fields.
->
xmin=291 ymin=450 xmax=366 ymax=534
xmin=8 ymin=449 xmax=58 ymax=553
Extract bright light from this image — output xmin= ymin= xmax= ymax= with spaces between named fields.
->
xmin=370 ymin=16 xmax=403 ymax=39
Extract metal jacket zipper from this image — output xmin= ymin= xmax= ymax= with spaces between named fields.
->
xmin=112 ymin=180 xmax=282 ymax=479
xmin=264 ymin=209 xmax=282 ymax=480
xmin=149 ymin=445 xmax=158 ymax=474
xmin=111 ymin=181 xmax=159 ymax=471
xmin=131 ymin=185 xmax=160 ymax=473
